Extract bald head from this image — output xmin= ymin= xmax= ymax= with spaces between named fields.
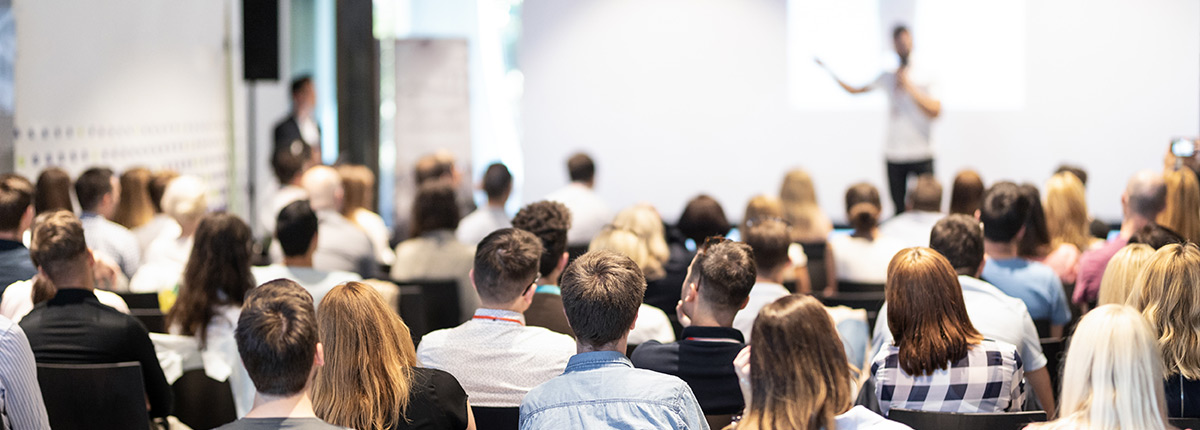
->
xmin=301 ymin=165 xmax=343 ymax=211
xmin=1126 ymin=170 xmax=1166 ymax=220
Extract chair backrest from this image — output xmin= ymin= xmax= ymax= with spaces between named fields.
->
xmin=1040 ymin=337 xmax=1066 ymax=393
xmin=398 ymin=285 xmax=429 ymax=343
xmin=37 ymin=361 xmax=152 ymax=430
xmin=1170 ymin=417 xmax=1200 ymax=430
xmin=473 ymin=406 xmax=519 ymax=430
xmin=172 ymin=369 xmax=238 ymax=430
xmin=394 ymin=279 xmax=460 ymax=343
xmin=117 ymin=292 xmax=167 ymax=333
xmin=837 ymin=280 xmax=886 ymax=294
xmin=117 ymin=292 xmax=161 ymax=310
xmin=887 ymin=408 xmax=1047 ymax=430
xmin=1032 ymin=320 xmax=1052 ymax=339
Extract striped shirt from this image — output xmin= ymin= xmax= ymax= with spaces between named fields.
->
xmin=871 ymin=339 xmax=1024 ymax=416
xmin=0 ymin=316 xmax=50 ymax=429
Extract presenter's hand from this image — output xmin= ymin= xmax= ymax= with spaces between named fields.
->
xmin=813 ymin=57 xmax=825 ymax=68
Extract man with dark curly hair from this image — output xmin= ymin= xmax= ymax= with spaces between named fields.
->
xmin=512 ymin=201 xmax=575 ymax=336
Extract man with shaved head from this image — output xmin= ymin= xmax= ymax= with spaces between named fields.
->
xmin=299 ymin=166 xmax=377 ymax=279
xmin=1075 ymin=170 xmax=1167 ymax=305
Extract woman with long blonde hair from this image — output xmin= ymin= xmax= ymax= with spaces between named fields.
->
xmin=779 ymin=169 xmax=833 ymax=242
xmin=730 ymin=294 xmax=908 ymax=430
xmin=337 ymin=164 xmax=396 ymax=266
xmin=313 ymin=281 xmax=474 ymax=430
xmin=1156 ymin=169 xmax=1200 ymax=244
xmin=1040 ymin=172 xmax=1091 ymax=285
xmin=1095 ymin=244 xmax=1153 ymax=306
xmin=1127 ymin=243 xmax=1200 ymax=417
xmin=1025 ymin=305 xmax=1170 ymax=430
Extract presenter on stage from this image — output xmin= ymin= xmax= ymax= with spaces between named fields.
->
xmin=818 ymin=25 xmax=941 ymax=215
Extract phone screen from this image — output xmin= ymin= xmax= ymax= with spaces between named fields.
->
xmin=1172 ymin=138 xmax=1196 ymax=158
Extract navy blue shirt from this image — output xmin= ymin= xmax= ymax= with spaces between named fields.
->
xmin=629 ymin=325 xmax=745 ymax=415
xmin=0 ymin=239 xmax=36 ymax=295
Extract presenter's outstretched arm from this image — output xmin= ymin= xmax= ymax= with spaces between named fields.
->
xmin=815 ymin=58 xmax=872 ymax=94
xmin=897 ymin=68 xmax=941 ymax=118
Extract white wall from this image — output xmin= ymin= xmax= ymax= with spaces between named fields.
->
xmin=520 ymin=0 xmax=1200 ymax=223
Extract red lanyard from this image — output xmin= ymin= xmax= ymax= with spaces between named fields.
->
xmin=473 ymin=315 xmax=524 ymax=326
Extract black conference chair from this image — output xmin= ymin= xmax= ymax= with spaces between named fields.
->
xmin=887 ymin=408 xmax=1046 ymax=430
xmin=836 ymin=280 xmax=886 ymax=294
xmin=172 ymin=369 xmax=238 ymax=430
xmin=37 ymin=361 xmax=152 ymax=430
xmin=473 ymin=406 xmax=519 ymax=430
xmin=394 ymin=279 xmax=461 ymax=343
xmin=1040 ymin=337 xmax=1066 ymax=392
xmin=1171 ymin=417 xmax=1200 ymax=430
xmin=117 ymin=292 xmax=167 ymax=333
xmin=1032 ymin=320 xmax=1052 ymax=339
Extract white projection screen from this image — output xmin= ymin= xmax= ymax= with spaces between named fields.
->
xmin=520 ymin=0 xmax=1200 ymax=223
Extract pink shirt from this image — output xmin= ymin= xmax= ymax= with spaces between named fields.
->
xmin=1073 ymin=238 xmax=1128 ymax=305
xmin=1035 ymin=243 xmax=1081 ymax=287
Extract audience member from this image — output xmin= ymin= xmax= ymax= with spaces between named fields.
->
xmin=587 ymin=227 xmax=675 ymax=345
xmin=391 ymin=181 xmax=477 ymax=320
xmin=456 ymin=162 xmax=513 ymax=245
xmin=1016 ymin=184 xmax=1052 ymax=260
xmin=732 ymin=219 xmax=793 ymax=343
xmin=337 ymin=164 xmax=396 ymax=267
xmin=870 ymin=247 xmax=1024 ymax=416
xmin=520 ymin=250 xmax=706 ymax=429
xmin=732 ymin=295 xmax=909 ymax=430
xmin=129 ymin=175 xmax=207 ymax=293
xmin=261 ymin=137 xmax=312 ymax=236
xmin=167 ymin=212 xmax=257 ymax=414
xmin=1096 ymin=243 xmax=1153 ymax=306
xmin=75 ymin=167 xmax=141 ymax=278
xmin=1130 ymin=223 xmax=1187 ymax=249
xmin=1054 ymin=164 xmax=1110 ymax=239
xmin=1127 ymin=243 xmax=1200 ymax=417
xmin=511 ymin=201 xmax=574 ymax=336
xmin=300 ymin=166 xmax=378 ymax=279
xmin=780 ymin=170 xmax=834 ymax=294
xmin=33 ymin=167 xmax=72 ymax=215
xmin=1040 ymin=172 xmax=1092 ymax=286
xmin=19 ymin=211 xmax=171 ymax=418
xmin=979 ymin=182 xmax=1070 ymax=337
xmin=216 ymin=279 xmax=347 ymax=430
xmin=631 ymin=237 xmax=755 ymax=416
xmin=830 ymin=183 xmax=904 ymax=284
xmin=0 ymin=314 xmax=50 ymax=429
xmin=611 ymin=204 xmax=683 ymax=316
xmin=415 ymin=151 xmax=476 ymax=222
xmin=948 ymin=169 xmax=984 ymax=216
xmin=546 ymin=153 xmax=612 ymax=246
xmin=0 ymin=174 xmax=37 ymax=292
xmin=1075 ymin=170 xmax=1165 ymax=305
xmin=1157 ymin=169 xmax=1200 ymax=244
xmin=273 ymin=76 xmax=322 ymax=166
xmin=741 ymin=195 xmax=812 ymax=293
xmin=676 ymin=195 xmax=731 ymax=248
xmin=879 ymin=174 xmax=943 ymax=247
xmin=417 ymin=228 xmax=575 ymax=408
xmin=873 ymin=215 xmax=1055 ymax=416
xmin=1026 ymin=304 xmax=1170 ymax=430
xmin=254 ymin=200 xmax=361 ymax=311
xmin=138 ymin=169 xmax=181 ymax=253
xmin=313 ymin=282 xmax=473 ymax=430
xmin=112 ymin=167 xmax=154 ymax=235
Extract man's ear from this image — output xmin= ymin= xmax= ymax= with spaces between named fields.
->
xmin=470 ymin=269 xmax=479 ymax=293
xmin=556 ymin=252 xmax=569 ymax=272
xmin=522 ymin=280 xmax=538 ymax=303
xmin=314 ymin=342 xmax=325 ymax=367
xmin=738 ymin=296 xmax=750 ymax=311
xmin=974 ymin=209 xmax=981 ymax=221
xmin=683 ymin=281 xmax=700 ymax=303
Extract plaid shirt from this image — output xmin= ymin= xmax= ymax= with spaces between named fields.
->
xmin=870 ymin=339 xmax=1024 ymax=416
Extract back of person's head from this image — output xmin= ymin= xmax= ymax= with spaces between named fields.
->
xmin=566 ymin=153 xmax=595 ymax=183
xmin=74 ymin=167 xmax=114 ymax=212
xmin=1097 ymin=244 xmax=1155 ymax=306
xmin=170 ymin=213 xmax=254 ymax=347
xmin=34 ymin=167 xmax=73 ymax=215
xmin=160 ymin=175 xmax=208 ymax=229
xmin=312 ymin=281 xmax=417 ymax=430
xmin=113 ymin=167 xmax=154 ymax=229
xmin=560 ymin=250 xmax=646 ymax=347
xmin=272 ymin=141 xmax=313 ymax=185
xmin=1126 ymin=170 xmax=1168 ymax=220
xmin=409 ymin=181 xmax=459 ymax=237
xmin=414 ymin=151 xmax=456 ymax=185
xmin=979 ymin=182 xmax=1029 ymax=243
xmin=1129 ymin=223 xmax=1186 ymax=249
xmin=474 ymin=228 xmax=542 ymax=304
xmin=291 ymin=75 xmax=313 ymax=99
xmin=742 ymin=218 xmax=790 ymax=275
xmin=236 ymin=279 xmax=319 ymax=396
xmin=743 ymin=294 xmax=852 ymax=430
xmin=779 ymin=169 xmax=825 ymax=234
xmin=844 ymin=182 xmax=881 ymax=233
xmin=742 ymin=195 xmax=782 ymax=229
xmin=301 ymin=165 xmax=343 ymax=212
xmin=148 ymin=170 xmax=179 ymax=214
xmin=1044 ymin=172 xmax=1091 ymax=251
xmin=588 ymin=227 xmax=663 ymax=280
xmin=909 ymin=174 xmax=943 ymax=212
xmin=482 ymin=163 xmax=513 ymax=201
xmin=1030 ymin=305 xmax=1168 ymax=430
xmin=29 ymin=211 xmax=88 ymax=283
xmin=611 ymin=204 xmax=669 ymax=266
xmin=1127 ymin=243 xmax=1200 ymax=379
xmin=949 ymin=169 xmax=985 ymax=216
xmin=1017 ymin=184 xmax=1051 ymax=258
xmin=678 ymin=195 xmax=730 ymax=245
xmin=929 ymin=214 xmax=984 ymax=276
xmin=277 ymin=200 xmax=319 ymax=258
xmin=335 ymin=164 xmax=376 ymax=216
xmin=1156 ymin=169 xmax=1200 ymax=244
xmin=0 ymin=174 xmax=34 ymax=232
xmin=512 ymin=201 xmax=572 ymax=278
xmin=1055 ymin=164 xmax=1088 ymax=187
xmin=688 ymin=238 xmax=756 ymax=311
xmin=886 ymin=247 xmax=982 ymax=376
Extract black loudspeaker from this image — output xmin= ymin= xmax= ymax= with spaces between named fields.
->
xmin=243 ymin=0 xmax=279 ymax=81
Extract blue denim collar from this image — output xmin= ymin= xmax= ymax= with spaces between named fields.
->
xmin=564 ymin=350 xmax=631 ymax=373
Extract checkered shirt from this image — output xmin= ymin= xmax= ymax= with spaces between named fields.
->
xmin=870 ymin=339 xmax=1025 ymax=416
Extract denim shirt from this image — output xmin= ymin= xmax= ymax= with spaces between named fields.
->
xmin=520 ymin=351 xmax=710 ymax=430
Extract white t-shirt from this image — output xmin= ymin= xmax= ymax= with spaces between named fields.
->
xmin=251 ymin=264 xmax=362 ymax=311
xmin=732 ymin=281 xmax=791 ymax=343
xmin=455 ymin=206 xmax=512 ymax=246
xmin=627 ymin=304 xmax=676 ymax=345
xmin=878 ymin=211 xmax=944 ymax=248
xmin=0 ymin=281 xmax=130 ymax=322
xmin=870 ymin=67 xmax=938 ymax=163
xmin=546 ymin=183 xmax=612 ymax=246
xmin=829 ymin=234 xmax=906 ymax=284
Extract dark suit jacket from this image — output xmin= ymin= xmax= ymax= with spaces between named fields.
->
xmin=272 ymin=115 xmax=320 ymax=157
xmin=20 ymin=288 xmax=173 ymax=418
xmin=525 ymin=291 xmax=574 ymax=338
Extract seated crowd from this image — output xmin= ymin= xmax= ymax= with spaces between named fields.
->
xmin=0 ymin=146 xmax=1196 ymax=430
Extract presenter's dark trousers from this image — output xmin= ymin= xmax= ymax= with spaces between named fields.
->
xmin=886 ymin=159 xmax=934 ymax=215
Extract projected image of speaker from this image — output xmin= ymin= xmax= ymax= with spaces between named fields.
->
xmin=243 ymin=0 xmax=279 ymax=81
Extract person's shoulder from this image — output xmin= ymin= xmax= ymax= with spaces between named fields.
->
xmin=839 ymin=406 xmax=913 ymax=430
xmin=978 ymin=338 xmax=1021 ymax=357
xmin=519 ymin=325 xmax=577 ymax=349
xmin=629 ymin=340 xmax=673 ymax=366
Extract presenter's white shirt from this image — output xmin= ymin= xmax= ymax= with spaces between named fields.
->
xmin=871 ymin=67 xmax=938 ymax=162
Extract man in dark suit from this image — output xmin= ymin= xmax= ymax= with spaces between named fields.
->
xmin=274 ymin=76 xmax=321 ymax=166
